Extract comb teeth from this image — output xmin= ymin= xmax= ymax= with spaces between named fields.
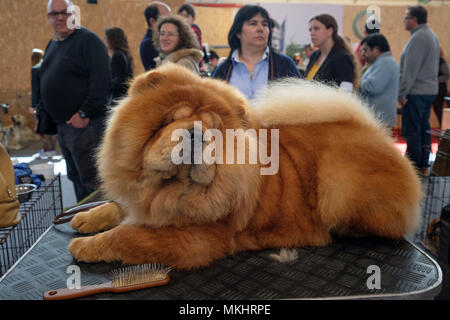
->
xmin=110 ymin=263 xmax=171 ymax=287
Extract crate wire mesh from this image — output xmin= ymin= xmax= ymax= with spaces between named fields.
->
xmin=0 ymin=174 xmax=62 ymax=276
xmin=415 ymin=129 xmax=450 ymax=248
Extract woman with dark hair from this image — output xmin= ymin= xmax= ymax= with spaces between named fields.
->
xmin=105 ymin=26 xmax=134 ymax=103
xmin=212 ymin=5 xmax=300 ymax=99
xmin=152 ymin=14 xmax=203 ymax=73
xmin=305 ymin=14 xmax=360 ymax=92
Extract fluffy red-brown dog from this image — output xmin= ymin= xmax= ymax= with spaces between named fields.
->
xmin=69 ymin=64 xmax=422 ymax=270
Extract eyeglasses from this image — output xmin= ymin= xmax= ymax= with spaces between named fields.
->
xmin=160 ymin=32 xmax=178 ymax=38
xmin=48 ymin=10 xmax=72 ymax=17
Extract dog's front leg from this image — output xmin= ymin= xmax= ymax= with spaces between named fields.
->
xmin=69 ymin=223 xmax=234 ymax=269
xmin=71 ymin=201 xmax=125 ymax=234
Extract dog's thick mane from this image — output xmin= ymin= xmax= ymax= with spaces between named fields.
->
xmin=97 ymin=65 xmax=261 ymax=229
xmin=252 ymin=79 xmax=382 ymax=130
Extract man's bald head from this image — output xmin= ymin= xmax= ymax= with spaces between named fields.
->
xmin=47 ymin=0 xmax=73 ymax=13
xmin=46 ymin=0 xmax=78 ymax=40
xmin=144 ymin=1 xmax=171 ymax=28
xmin=153 ymin=1 xmax=171 ymax=15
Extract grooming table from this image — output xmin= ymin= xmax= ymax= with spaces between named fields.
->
xmin=0 ymin=204 xmax=442 ymax=300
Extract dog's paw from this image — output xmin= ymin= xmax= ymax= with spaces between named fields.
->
xmin=69 ymin=237 xmax=102 ymax=263
xmin=71 ymin=211 xmax=100 ymax=234
xmin=71 ymin=203 xmax=124 ymax=234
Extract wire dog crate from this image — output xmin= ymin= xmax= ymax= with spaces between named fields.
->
xmin=0 ymin=174 xmax=62 ymax=277
xmin=415 ymin=129 xmax=450 ymax=248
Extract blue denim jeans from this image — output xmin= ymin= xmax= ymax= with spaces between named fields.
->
xmin=401 ymin=94 xmax=436 ymax=169
xmin=57 ymin=116 xmax=106 ymax=202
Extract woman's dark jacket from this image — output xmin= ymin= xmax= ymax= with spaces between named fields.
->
xmin=111 ymin=51 xmax=133 ymax=102
xmin=305 ymin=44 xmax=354 ymax=86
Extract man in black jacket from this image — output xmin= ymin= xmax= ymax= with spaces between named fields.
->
xmin=139 ymin=1 xmax=171 ymax=71
xmin=40 ymin=0 xmax=112 ymax=202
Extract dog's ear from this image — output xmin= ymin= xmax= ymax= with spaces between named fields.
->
xmin=128 ymin=70 xmax=165 ymax=96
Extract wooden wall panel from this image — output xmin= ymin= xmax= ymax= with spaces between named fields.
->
xmin=0 ymin=0 xmax=183 ymax=128
xmin=194 ymin=6 xmax=235 ymax=59
xmin=343 ymin=5 xmax=450 ymax=63
xmin=1 ymin=1 xmax=449 ymax=130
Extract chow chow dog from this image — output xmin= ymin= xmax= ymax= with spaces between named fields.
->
xmin=69 ymin=64 xmax=422 ymax=270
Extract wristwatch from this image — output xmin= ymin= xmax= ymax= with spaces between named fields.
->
xmin=78 ymin=110 xmax=88 ymax=119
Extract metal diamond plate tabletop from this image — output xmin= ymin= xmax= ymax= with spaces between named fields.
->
xmin=0 ymin=220 xmax=442 ymax=300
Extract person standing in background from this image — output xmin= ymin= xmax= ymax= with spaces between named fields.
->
xmin=305 ymin=14 xmax=360 ymax=92
xmin=356 ymin=18 xmax=380 ymax=68
xmin=398 ymin=5 xmax=440 ymax=174
xmin=140 ymin=1 xmax=171 ymax=71
xmin=152 ymin=14 xmax=203 ymax=73
xmin=40 ymin=0 xmax=112 ymax=202
xmin=432 ymin=48 xmax=449 ymax=127
xmin=178 ymin=3 xmax=202 ymax=50
xmin=207 ymin=50 xmax=219 ymax=75
xmin=30 ymin=48 xmax=57 ymax=158
xmin=105 ymin=26 xmax=134 ymax=105
xmin=359 ymin=34 xmax=399 ymax=129
xmin=212 ymin=5 xmax=300 ymax=100
xmin=298 ymin=44 xmax=315 ymax=75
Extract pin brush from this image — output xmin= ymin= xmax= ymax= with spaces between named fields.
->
xmin=43 ymin=264 xmax=171 ymax=300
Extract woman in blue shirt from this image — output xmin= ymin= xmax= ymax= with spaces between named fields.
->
xmin=212 ymin=5 xmax=301 ymax=100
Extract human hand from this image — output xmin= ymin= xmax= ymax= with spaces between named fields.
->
xmin=398 ymin=98 xmax=408 ymax=106
xmin=66 ymin=112 xmax=89 ymax=128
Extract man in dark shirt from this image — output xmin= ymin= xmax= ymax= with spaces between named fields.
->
xmin=139 ymin=1 xmax=171 ymax=71
xmin=40 ymin=0 xmax=112 ymax=202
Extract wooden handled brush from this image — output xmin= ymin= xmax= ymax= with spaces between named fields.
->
xmin=43 ymin=264 xmax=171 ymax=300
